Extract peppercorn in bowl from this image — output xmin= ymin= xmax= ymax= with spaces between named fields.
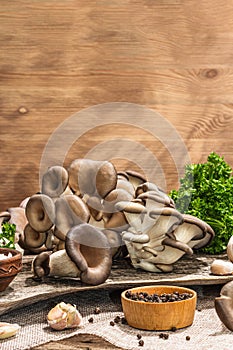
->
xmin=121 ymin=285 xmax=197 ymax=331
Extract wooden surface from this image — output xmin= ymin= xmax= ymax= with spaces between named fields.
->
xmin=1 ymin=0 xmax=233 ymax=210
xmin=0 ymin=253 xmax=231 ymax=317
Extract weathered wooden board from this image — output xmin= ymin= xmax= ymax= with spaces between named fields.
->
xmin=0 ymin=253 xmax=232 ymax=316
xmin=1 ymin=0 xmax=233 ymax=211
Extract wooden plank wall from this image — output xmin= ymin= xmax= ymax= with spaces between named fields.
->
xmin=1 ymin=0 xmax=233 ymax=210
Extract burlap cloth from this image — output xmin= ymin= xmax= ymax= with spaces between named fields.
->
xmin=0 ymin=287 xmax=232 ymax=350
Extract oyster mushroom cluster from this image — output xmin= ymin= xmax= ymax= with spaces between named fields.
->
xmin=0 ymin=158 xmax=215 ymax=285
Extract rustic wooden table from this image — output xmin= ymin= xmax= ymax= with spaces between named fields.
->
xmin=0 ymin=255 xmax=229 ymax=349
xmin=30 ymin=284 xmax=224 ymax=350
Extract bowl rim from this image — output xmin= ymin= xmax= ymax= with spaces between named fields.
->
xmin=0 ymin=247 xmax=22 ymax=264
xmin=121 ymin=285 xmax=197 ymax=305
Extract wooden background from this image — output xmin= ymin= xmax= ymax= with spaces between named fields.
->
xmin=1 ymin=0 xmax=233 ymax=211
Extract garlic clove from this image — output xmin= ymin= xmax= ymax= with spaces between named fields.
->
xmin=0 ymin=322 xmax=21 ymax=339
xmin=210 ymin=259 xmax=233 ymax=275
xmin=47 ymin=302 xmax=83 ymax=330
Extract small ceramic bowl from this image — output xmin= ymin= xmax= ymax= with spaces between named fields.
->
xmin=121 ymin=285 xmax=197 ymax=331
xmin=0 ymin=248 xmax=23 ymax=292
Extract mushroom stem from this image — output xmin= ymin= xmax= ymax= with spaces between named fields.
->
xmin=121 ymin=230 xmax=150 ymax=244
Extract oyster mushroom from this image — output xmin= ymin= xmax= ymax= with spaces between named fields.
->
xmin=65 ymin=223 xmax=112 ymax=285
xmin=116 ymin=178 xmax=135 ymax=197
xmin=33 ymin=224 xmax=113 ymax=285
xmin=215 ymin=281 xmax=233 ymax=331
xmin=103 ymin=229 xmax=123 ymax=258
xmin=41 ymin=165 xmax=69 ymax=198
xmin=125 ymin=170 xmax=147 ymax=189
xmin=32 ymin=251 xmax=51 ymax=278
xmin=210 ymin=259 xmax=233 ymax=275
xmin=54 ymin=194 xmax=90 ymax=241
xmin=180 ymin=214 xmax=215 ymax=250
xmin=68 ymin=159 xmax=117 ymax=199
xmin=138 ymin=191 xmax=177 ymax=232
xmin=227 ymin=236 xmax=233 ymax=262
xmin=103 ymin=188 xmax=133 ymax=218
xmin=25 ymin=194 xmax=55 ymax=232
xmin=86 ymin=196 xmax=104 ymax=222
xmin=136 ymin=182 xmax=175 ymax=208
xmin=103 ymin=211 xmax=129 ymax=232
xmin=122 ymin=207 xmax=185 ymax=270
xmin=115 ymin=200 xmax=147 ymax=229
xmin=24 ymin=223 xmax=47 ymax=249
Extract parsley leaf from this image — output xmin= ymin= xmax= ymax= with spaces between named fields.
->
xmin=170 ymin=152 xmax=233 ymax=254
xmin=0 ymin=222 xmax=16 ymax=249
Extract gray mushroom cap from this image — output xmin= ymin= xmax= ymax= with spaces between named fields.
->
xmin=215 ymin=281 xmax=233 ymax=331
xmin=41 ymin=165 xmax=69 ymax=198
xmin=54 ymin=194 xmax=90 ymax=241
xmin=65 ymin=223 xmax=112 ymax=285
xmin=181 ymin=214 xmax=215 ymax=249
xmin=25 ymin=194 xmax=55 ymax=232
xmin=24 ymin=223 xmax=47 ymax=248
xmin=68 ymin=159 xmax=117 ymax=199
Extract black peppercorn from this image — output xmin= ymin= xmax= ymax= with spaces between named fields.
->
xmin=110 ymin=321 xmax=115 ymax=326
xmin=94 ymin=307 xmax=101 ymax=314
xmin=114 ymin=316 xmax=121 ymax=323
xmin=137 ymin=334 xmax=142 ymax=339
xmin=139 ymin=339 xmax=144 ymax=346
xmin=88 ymin=317 xmax=94 ymax=323
xmin=121 ymin=317 xmax=127 ymax=324
xmin=186 ymin=335 xmax=190 ymax=341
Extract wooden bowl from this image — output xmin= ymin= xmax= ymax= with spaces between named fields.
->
xmin=121 ymin=285 xmax=197 ymax=331
xmin=0 ymin=248 xmax=23 ymax=292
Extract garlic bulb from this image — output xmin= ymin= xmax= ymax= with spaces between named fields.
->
xmin=47 ymin=302 xmax=83 ymax=330
xmin=0 ymin=322 xmax=21 ymax=339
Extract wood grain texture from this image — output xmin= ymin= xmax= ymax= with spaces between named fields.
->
xmin=1 ymin=0 xmax=233 ymax=211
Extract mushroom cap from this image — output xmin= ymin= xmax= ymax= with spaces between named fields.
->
xmin=68 ymin=159 xmax=117 ymax=199
xmin=115 ymin=200 xmax=147 ymax=214
xmin=25 ymin=194 xmax=55 ymax=232
xmin=24 ymin=223 xmax=47 ymax=248
xmin=86 ymin=196 xmax=104 ymax=222
xmin=215 ymin=281 xmax=233 ymax=331
xmin=103 ymin=211 xmax=129 ymax=232
xmin=181 ymin=214 xmax=215 ymax=249
xmin=32 ymin=251 xmax=51 ymax=279
xmin=54 ymin=194 xmax=90 ymax=240
xmin=138 ymin=191 xmax=174 ymax=208
xmin=210 ymin=259 xmax=233 ymax=275
xmin=149 ymin=207 xmax=184 ymax=234
xmin=125 ymin=170 xmax=147 ymax=189
xmin=41 ymin=165 xmax=69 ymax=198
xmin=227 ymin=236 xmax=233 ymax=262
xmin=103 ymin=229 xmax=123 ymax=257
xmin=116 ymin=179 xmax=135 ymax=196
xmin=65 ymin=223 xmax=112 ymax=285
xmin=103 ymin=188 xmax=133 ymax=214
